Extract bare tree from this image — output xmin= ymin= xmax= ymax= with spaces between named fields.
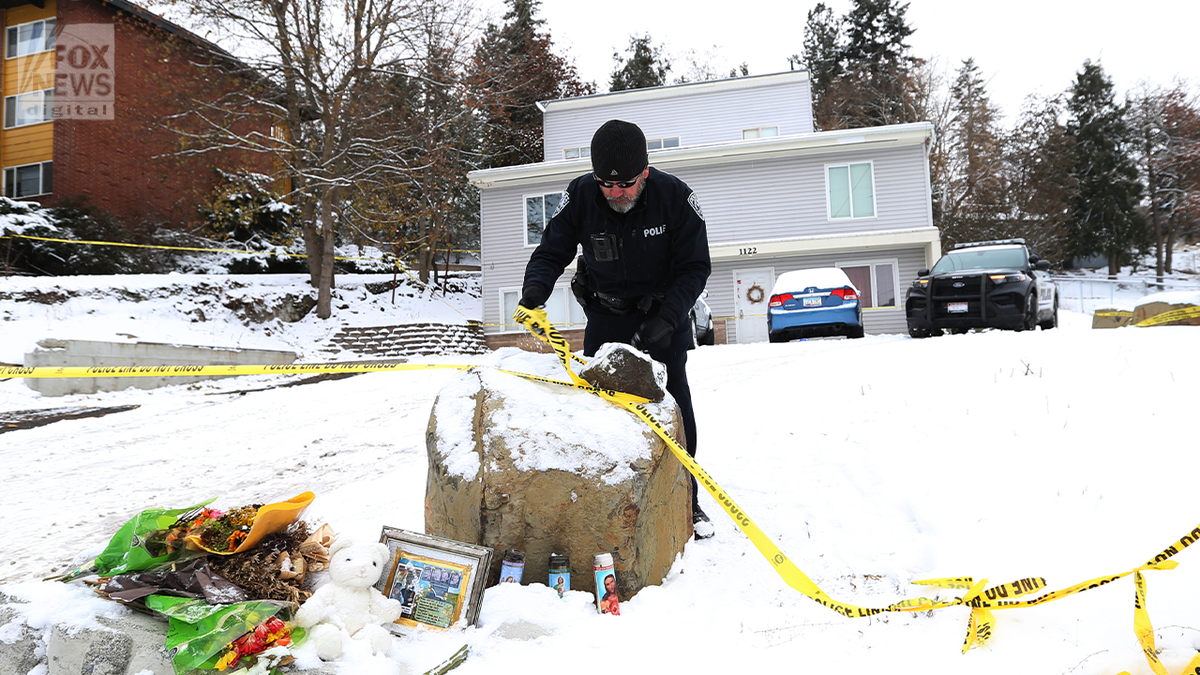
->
xmin=161 ymin=0 xmax=460 ymax=318
xmin=345 ymin=0 xmax=482 ymax=284
xmin=1128 ymin=81 xmax=1200 ymax=280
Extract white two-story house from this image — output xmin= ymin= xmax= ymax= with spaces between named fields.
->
xmin=468 ymin=70 xmax=940 ymax=349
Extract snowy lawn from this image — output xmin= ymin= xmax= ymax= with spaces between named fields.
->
xmin=2 ymin=278 xmax=1199 ymax=674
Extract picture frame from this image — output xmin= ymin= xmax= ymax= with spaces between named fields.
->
xmin=376 ymin=526 xmax=495 ymax=637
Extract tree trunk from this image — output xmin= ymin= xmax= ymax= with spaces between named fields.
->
xmin=300 ymin=198 xmax=322 ymax=288
xmin=1149 ymin=162 xmax=1164 ymax=284
xmin=316 ymin=185 xmax=336 ymax=319
xmin=1165 ymin=212 xmax=1178 ymax=274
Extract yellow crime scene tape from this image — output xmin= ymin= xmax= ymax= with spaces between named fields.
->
xmin=508 ymin=307 xmax=1200 ymax=672
xmin=5 ymin=310 xmax=1200 ymax=671
xmin=1 ymin=362 xmax=649 ymax=403
xmin=1135 ymin=305 xmax=1200 ymax=327
xmin=1 ymin=233 xmax=480 ymax=257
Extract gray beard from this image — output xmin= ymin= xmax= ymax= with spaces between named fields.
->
xmin=605 ymin=181 xmax=645 ymax=213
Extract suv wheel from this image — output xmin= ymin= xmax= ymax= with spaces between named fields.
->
xmin=1019 ymin=293 xmax=1037 ymax=331
xmin=1038 ymin=294 xmax=1059 ymax=330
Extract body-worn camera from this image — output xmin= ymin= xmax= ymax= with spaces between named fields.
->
xmin=591 ymin=233 xmax=619 ymax=262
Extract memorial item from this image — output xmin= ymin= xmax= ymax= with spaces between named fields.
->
xmin=146 ymin=595 xmax=296 ymax=674
xmin=594 ymin=553 xmax=620 ymax=615
xmin=293 ymin=538 xmax=402 ymax=660
xmin=376 ymin=526 xmax=494 ymax=637
xmin=549 ymin=554 xmax=570 ymax=599
xmin=499 ymin=549 xmax=525 ymax=584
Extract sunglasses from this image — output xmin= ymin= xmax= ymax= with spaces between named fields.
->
xmin=594 ymin=174 xmax=640 ymax=189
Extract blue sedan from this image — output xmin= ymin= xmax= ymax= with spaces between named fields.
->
xmin=767 ymin=268 xmax=865 ymax=341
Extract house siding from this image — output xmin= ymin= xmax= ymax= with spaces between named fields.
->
xmin=2 ymin=1 xmax=57 ymax=174
xmin=479 ymin=175 xmax=577 ymax=332
xmin=542 ymin=73 xmax=813 ymax=162
xmin=659 ymin=144 xmax=931 ymax=246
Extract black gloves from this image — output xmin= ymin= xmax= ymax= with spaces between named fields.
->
xmin=570 ymin=256 xmax=591 ymax=309
xmin=519 ymin=284 xmax=549 ymax=309
xmin=631 ymin=315 xmax=674 ymax=353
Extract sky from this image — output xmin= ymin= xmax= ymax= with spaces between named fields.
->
xmin=3 ymin=255 xmax=1200 ymax=674
xmin=496 ymin=0 xmax=1200 ymax=124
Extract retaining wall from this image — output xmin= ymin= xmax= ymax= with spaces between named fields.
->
xmin=24 ymin=339 xmax=297 ymax=396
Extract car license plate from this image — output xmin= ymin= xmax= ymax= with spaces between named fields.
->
xmin=948 ymin=302 xmax=968 ymax=313
xmin=803 ymin=297 xmax=822 ymax=307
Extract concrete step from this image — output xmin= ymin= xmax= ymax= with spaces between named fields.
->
xmin=328 ymin=321 xmax=489 ymax=358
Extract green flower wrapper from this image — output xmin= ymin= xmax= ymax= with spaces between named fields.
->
xmin=145 ymin=595 xmax=302 ymax=675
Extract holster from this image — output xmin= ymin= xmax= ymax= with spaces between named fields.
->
xmin=573 ymin=255 xmax=665 ymax=317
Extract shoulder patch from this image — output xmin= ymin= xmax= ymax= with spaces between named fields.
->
xmin=551 ymin=191 xmax=569 ymax=219
xmin=688 ymin=192 xmax=704 ymax=220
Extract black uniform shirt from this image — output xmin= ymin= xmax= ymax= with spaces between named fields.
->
xmin=523 ymin=167 xmax=711 ymax=329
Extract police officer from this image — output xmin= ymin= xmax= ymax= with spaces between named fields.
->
xmin=518 ymin=119 xmax=714 ymax=539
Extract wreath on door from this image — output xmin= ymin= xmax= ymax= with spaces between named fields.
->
xmin=746 ymin=284 xmax=765 ymax=304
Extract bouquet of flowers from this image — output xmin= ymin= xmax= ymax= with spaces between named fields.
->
xmin=184 ymin=493 xmax=315 ymax=556
xmin=214 ymin=615 xmax=293 ymax=671
xmin=185 ymin=505 xmax=262 ymax=554
xmin=148 ymin=595 xmax=303 ymax=675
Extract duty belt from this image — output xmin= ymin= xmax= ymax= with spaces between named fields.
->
xmin=593 ymin=292 xmax=658 ymax=316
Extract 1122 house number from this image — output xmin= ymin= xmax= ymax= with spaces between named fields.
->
xmin=739 ymin=247 xmax=758 ymax=256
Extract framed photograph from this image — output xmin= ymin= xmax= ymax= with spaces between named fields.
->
xmin=376 ymin=527 xmax=495 ymax=637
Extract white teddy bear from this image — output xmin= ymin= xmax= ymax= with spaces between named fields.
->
xmin=294 ymin=538 xmax=403 ymax=661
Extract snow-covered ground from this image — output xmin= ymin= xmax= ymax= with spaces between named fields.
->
xmin=2 ymin=262 xmax=1200 ymax=675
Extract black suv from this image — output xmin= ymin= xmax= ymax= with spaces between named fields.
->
xmin=905 ymin=239 xmax=1058 ymax=338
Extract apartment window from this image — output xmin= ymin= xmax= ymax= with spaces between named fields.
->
xmin=5 ymin=161 xmax=53 ymax=198
xmin=743 ymin=126 xmax=779 ymax=140
xmin=646 ymin=137 xmax=680 ymax=151
xmin=502 ymin=287 xmax=586 ymax=332
xmin=524 ymin=191 xmax=565 ymax=247
xmin=6 ymin=19 xmax=55 ymax=59
xmin=838 ymin=259 xmax=897 ymax=308
xmin=827 ymin=161 xmax=875 ymax=219
xmin=4 ymin=89 xmax=54 ymax=128
xmin=563 ymin=147 xmax=591 ymax=160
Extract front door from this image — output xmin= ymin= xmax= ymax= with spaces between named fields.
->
xmin=733 ymin=267 xmax=774 ymax=343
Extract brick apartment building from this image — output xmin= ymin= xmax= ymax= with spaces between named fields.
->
xmin=0 ymin=0 xmax=272 ymax=227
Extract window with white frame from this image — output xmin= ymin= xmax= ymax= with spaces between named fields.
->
xmin=742 ymin=126 xmax=778 ymax=140
xmin=6 ymin=19 xmax=55 ymax=59
xmin=563 ymin=146 xmax=590 ymax=160
xmin=501 ymin=286 xmax=586 ymax=332
xmin=4 ymin=89 xmax=53 ymax=129
xmin=646 ymin=137 xmax=680 ymax=151
xmin=837 ymin=259 xmax=897 ymax=308
xmin=5 ymin=161 xmax=53 ymax=198
xmin=524 ymin=191 xmax=565 ymax=247
xmin=827 ymin=161 xmax=875 ymax=219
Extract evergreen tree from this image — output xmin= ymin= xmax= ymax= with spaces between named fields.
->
xmin=470 ymin=0 xmax=594 ymax=168
xmin=797 ymin=3 xmax=842 ymax=119
xmin=797 ymin=0 xmax=922 ymax=129
xmin=1065 ymin=60 xmax=1146 ymax=274
xmin=940 ymin=58 xmax=1006 ymax=246
xmin=609 ymin=34 xmax=671 ymax=91
xmin=1002 ymin=95 xmax=1077 ymax=264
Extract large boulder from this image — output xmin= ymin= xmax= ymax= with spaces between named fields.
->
xmin=1132 ymin=291 xmax=1200 ymax=327
xmin=424 ymin=348 xmax=691 ymax=602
